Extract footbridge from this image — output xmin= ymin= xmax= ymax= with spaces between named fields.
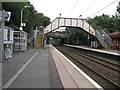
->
xmin=44 ymin=17 xmax=112 ymax=49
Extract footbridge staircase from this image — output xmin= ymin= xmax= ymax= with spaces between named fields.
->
xmin=44 ymin=17 xmax=112 ymax=49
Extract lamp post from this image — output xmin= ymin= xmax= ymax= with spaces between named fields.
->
xmin=79 ymin=15 xmax=82 ymax=19
xmin=87 ymin=25 xmax=90 ymax=47
xmin=20 ymin=5 xmax=30 ymax=31
xmin=59 ymin=13 xmax=61 ymax=17
xmin=0 ymin=2 xmax=2 ymax=89
xmin=77 ymin=37 xmax=78 ymax=46
xmin=0 ymin=2 xmax=3 ymax=62
xmin=20 ymin=5 xmax=30 ymax=53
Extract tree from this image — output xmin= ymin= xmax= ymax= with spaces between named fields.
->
xmin=2 ymin=2 xmax=50 ymax=33
xmin=88 ymin=14 xmax=120 ymax=33
xmin=88 ymin=2 xmax=120 ymax=33
xmin=115 ymin=2 xmax=120 ymax=32
xmin=34 ymin=13 xmax=50 ymax=28
xmin=66 ymin=27 xmax=89 ymax=45
xmin=2 ymin=2 xmax=28 ymax=27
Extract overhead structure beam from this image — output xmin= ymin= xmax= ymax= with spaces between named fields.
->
xmin=44 ymin=17 xmax=96 ymax=36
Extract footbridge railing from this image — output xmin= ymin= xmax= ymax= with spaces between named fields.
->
xmin=44 ymin=17 xmax=96 ymax=36
xmin=44 ymin=17 xmax=112 ymax=49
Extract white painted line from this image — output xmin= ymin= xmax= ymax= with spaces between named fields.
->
xmin=0 ymin=63 xmax=2 ymax=90
xmin=3 ymin=52 xmax=38 ymax=89
xmin=52 ymin=45 xmax=104 ymax=90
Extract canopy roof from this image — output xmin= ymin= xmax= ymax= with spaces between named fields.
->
xmin=108 ymin=32 xmax=120 ymax=38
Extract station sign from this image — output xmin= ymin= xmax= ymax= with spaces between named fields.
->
xmin=0 ymin=11 xmax=2 ymax=22
xmin=0 ymin=11 xmax=11 ymax=22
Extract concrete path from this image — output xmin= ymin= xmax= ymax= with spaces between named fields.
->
xmin=3 ymin=47 xmax=62 ymax=89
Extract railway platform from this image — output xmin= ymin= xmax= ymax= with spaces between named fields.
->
xmin=64 ymin=44 xmax=120 ymax=56
xmin=2 ymin=44 xmax=102 ymax=89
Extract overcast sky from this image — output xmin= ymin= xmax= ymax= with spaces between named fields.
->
xmin=29 ymin=0 xmax=119 ymax=21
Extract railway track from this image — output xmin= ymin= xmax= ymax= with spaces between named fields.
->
xmin=55 ymin=46 xmax=120 ymax=89
xmin=71 ymin=49 xmax=120 ymax=72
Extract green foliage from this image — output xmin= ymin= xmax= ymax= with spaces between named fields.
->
xmin=88 ymin=13 xmax=120 ymax=33
xmin=2 ymin=2 xmax=50 ymax=33
xmin=34 ymin=13 xmax=50 ymax=28
xmin=2 ymin=2 xmax=27 ymax=27
xmin=88 ymin=3 xmax=120 ymax=33
xmin=66 ymin=27 xmax=90 ymax=45
xmin=49 ymin=38 xmax=62 ymax=45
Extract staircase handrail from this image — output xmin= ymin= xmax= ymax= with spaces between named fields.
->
xmin=101 ymin=30 xmax=112 ymax=47
xmin=102 ymin=30 xmax=112 ymax=40
xmin=96 ymin=30 xmax=105 ymax=47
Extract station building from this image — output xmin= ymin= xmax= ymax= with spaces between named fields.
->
xmin=108 ymin=32 xmax=120 ymax=49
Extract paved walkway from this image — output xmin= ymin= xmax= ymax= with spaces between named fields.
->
xmin=3 ymin=47 xmax=63 ymax=89
xmin=2 ymin=45 xmax=102 ymax=89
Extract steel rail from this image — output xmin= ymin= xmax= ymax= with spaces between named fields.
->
xmin=74 ymin=52 xmax=120 ymax=72
xmin=56 ymin=47 xmax=120 ymax=88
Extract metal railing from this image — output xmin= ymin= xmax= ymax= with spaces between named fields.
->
xmin=96 ymin=30 xmax=112 ymax=48
xmin=102 ymin=30 xmax=112 ymax=47
xmin=96 ymin=30 xmax=105 ymax=47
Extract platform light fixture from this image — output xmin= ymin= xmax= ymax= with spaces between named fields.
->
xmin=20 ymin=5 xmax=30 ymax=31
xmin=20 ymin=5 xmax=30 ymax=53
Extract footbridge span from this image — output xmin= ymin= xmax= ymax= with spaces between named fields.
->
xmin=44 ymin=17 xmax=112 ymax=49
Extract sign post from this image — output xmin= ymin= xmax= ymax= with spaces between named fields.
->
xmin=0 ymin=2 xmax=2 ymax=90
xmin=0 ymin=2 xmax=2 ymax=62
xmin=0 ymin=3 xmax=11 ymax=89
